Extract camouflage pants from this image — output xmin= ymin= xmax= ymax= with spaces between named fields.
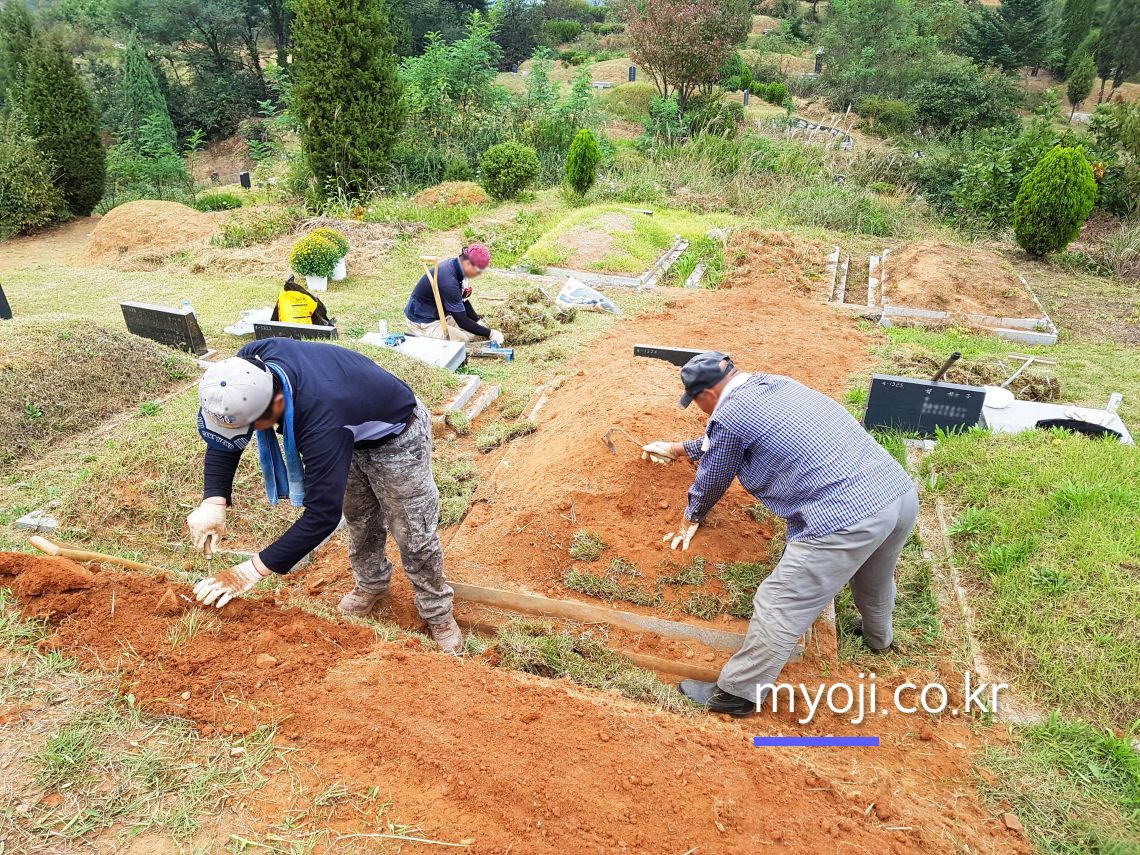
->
xmin=342 ymin=400 xmax=454 ymax=623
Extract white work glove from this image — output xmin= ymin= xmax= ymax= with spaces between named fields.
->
xmin=187 ymin=499 xmax=226 ymax=553
xmin=664 ymin=519 xmax=699 ymax=551
xmin=192 ymin=558 xmax=269 ymax=608
xmin=641 ymin=441 xmax=679 ymax=465
xmin=489 ymin=329 xmax=505 ymax=346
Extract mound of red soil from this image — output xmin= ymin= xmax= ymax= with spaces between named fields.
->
xmin=446 ymin=228 xmax=873 ymax=610
xmin=0 ymin=554 xmax=1029 ymax=853
xmin=0 ymin=552 xmax=96 ymax=598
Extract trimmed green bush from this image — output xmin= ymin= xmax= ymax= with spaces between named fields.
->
xmin=479 ymin=141 xmax=540 ymax=200
xmin=859 ymin=96 xmax=917 ymax=134
xmin=443 ymin=153 xmax=473 ymax=181
xmin=1012 ymin=146 xmax=1097 ymax=257
xmin=0 ymin=111 xmax=68 ymax=239
xmin=565 ymin=128 xmax=601 ymax=195
xmin=193 ymin=191 xmax=244 ymax=212
xmin=291 ymin=0 xmax=404 ymax=198
xmin=16 ymin=37 xmax=105 ymax=216
xmin=763 ymin=82 xmax=788 ymax=104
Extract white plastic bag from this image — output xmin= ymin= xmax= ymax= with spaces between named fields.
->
xmin=223 ymin=306 xmax=273 ymax=336
xmin=555 ymin=278 xmax=622 ymax=315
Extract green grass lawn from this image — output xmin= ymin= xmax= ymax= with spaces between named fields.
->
xmin=521 ymin=203 xmax=731 ymax=274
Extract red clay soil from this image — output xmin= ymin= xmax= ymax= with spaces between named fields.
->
xmin=885 ymin=241 xmax=1041 ymax=319
xmin=0 ymin=553 xmax=1030 ymax=854
xmin=446 ymin=233 xmax=873 ymax=610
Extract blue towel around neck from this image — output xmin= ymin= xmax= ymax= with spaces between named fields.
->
xmin=256 ymin=362 xmax=305 ymax=507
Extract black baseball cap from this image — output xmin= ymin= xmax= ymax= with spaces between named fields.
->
xmin=679 ymin=351 xmax=734 ymax=408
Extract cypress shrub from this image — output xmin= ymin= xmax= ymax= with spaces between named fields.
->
xmin=565 ymin=128 xmax=601 ymax=195
xmin=1013 ymin=146 xmax=1097 ymax=256
xmin=110 ymin=31 xmax=177 ymax=149
xmin=17 ymin=37 xmax=106 ymax=216
xmin=0 ymin=109 xmax=68 ymax=239
xmin=291 ymin=0 xmax=404 ymax=199
xmin=479 ymin=142 xmax=540 ymax=200
xmin=0 ymin=1 xmax=35 ymax=110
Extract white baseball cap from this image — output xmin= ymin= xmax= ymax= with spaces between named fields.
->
xmin=197 ymin=357 xmax=274 ymax=449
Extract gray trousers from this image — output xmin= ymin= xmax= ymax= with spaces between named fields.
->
xmin=342 ymin=400 xmax=454 ymax=623
xmin=719 ymin=488 xmax=920 ymax=703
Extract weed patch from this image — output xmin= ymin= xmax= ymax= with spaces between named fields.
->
xmin=490 ymin=619 xmax=694 ymax=713
xmin=475 ymin=419 xmax=537 ymax=453
xmin=569 ymin=529 xmax=608 ymax=561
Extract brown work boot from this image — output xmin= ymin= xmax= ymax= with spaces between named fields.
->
xmin=429 ymin=616 xmax=463 ymax=655
xmin=338 ymin=586 xmax=386 ymax=615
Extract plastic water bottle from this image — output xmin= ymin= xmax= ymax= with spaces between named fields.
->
xmin=182 ymin=298 xmax=195 ymax=316
xmin=378 ymin=319 xmax=389 ymax=337
xmin=1106 ymin=393 xmax=1123 ymax=414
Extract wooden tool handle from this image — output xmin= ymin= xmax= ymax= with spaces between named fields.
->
xmin=30 ymin=536 xmax=159 ymax=572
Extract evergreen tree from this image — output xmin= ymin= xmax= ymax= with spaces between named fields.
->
xmin=16 ymin=37 xmax=106 ymax=216
xmin=1098 ymin=0 xmax=1140 ymax=98
xmin=1058 ymin=0 xmax=1095 ymax=73
xmin=291 ymin=0 xmax=404 ymax=198
xmin=0 ymin=107 xmax=68 ymax=239
xmin=0 ymin=0 xmax=35 ymax=112
xmin=565 ymin=128 xmax=600 ymax=195
xmin=110 ymin=32 xmax=177 ymax=149
xmin=961 ymin=7 xmax=1019 ymax=73
xmin=999 ymin=0 xmax=1051 ymax=70
xmin=1066 ymin=51 xmax=1096 ymax=119
xmin=1012 ymin=146 xmax=1096 ymax=256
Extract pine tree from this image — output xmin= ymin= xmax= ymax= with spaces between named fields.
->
xmin=1012 ymin=146 xmax=1097 ymax=256
xmin=291 ymin=0 xmax=404 ymax=198
xmin=0 ymin=0 xmax=35 ymax=111
xmin=111 ymin=32 xmax=177 ymax=149
xmin=1066 ymin=51 xmax=1096 ymax=119
xmin=1098 ymin=0 xmax=1140 ymax=97
xmin=1000 ymin=0 xmax=1051 ymax=70
xmin=17 ymin=37 xmax=106 ymax=216
xmin=1058 ymin=0 xmax=1095 ymax=73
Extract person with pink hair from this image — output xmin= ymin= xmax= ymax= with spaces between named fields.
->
xmin=404 ymin=244 xmax=505 ymax=345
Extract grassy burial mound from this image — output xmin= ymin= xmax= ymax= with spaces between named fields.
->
xmin=0 ymin=317 xmax=195 ymax=465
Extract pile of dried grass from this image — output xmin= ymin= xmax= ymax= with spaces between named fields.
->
xmin=186 ymin=215 xmax=403 ymax=277
xmin=483 ymin=286 xmax=577 ymax=344
xmin=891 ymin=352 xmax=1061 ymax=402
xmin=84 ymin=201 xmax=223 ymax=271
xmin=411 ymin=181 xmax=490 ymax=207
xmin=0 ymin=317 xmax=197 ymax=464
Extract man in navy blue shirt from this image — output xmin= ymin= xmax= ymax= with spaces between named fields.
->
xmin=643 ymin=352 xmax=918 ymax=715
xmin=187 ymin=338 xmax=462 ymax=653
xmin=404 ymin=244 xmax=506 ymax=345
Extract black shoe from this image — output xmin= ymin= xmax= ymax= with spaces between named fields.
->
xmin=678 ymin=679 xmax=754 ymax=717
xmin=851 ymin=620 xmax=894 ymax=654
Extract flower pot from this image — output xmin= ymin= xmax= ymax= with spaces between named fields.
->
xmin=304 ymin=274 xmax=328 ymax=292
xmin=331 ymin=257 xmax=347 ymax=281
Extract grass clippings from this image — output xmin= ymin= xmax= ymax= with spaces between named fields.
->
xmin=0 ymin=318 xmax=195 ymax=465
xmin=483 ymin=286 xmax=577 ymax=345
xmin=475 ymin=419 xmax=537 ymax=453
xmin=434 ymin=457 xmax=480 ymax=527
xmin=490 ymin=619 xmax=694 ymax=713
xmin=568 ymin=530 xmax=608 ymax=561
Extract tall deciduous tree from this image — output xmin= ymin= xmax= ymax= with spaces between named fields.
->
xmin=490 ymin=0 xmax=541 ymax=71
xmin=15 ymin=36 xmax=106 ymax=215
xmin=291 ymin=0 xmax=404 ymax=197
xmin=111 ymin=31 xmax=177 ymax=148
xmin=624 ymin=0 xmax=750 ymax=111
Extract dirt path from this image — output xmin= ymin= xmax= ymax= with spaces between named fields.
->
xmin=0 ymin=217 xmax=98 ymax=273
xmin=0 ymin=553 xmax=1029 ymax=854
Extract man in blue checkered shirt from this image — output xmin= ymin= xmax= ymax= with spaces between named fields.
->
xmin=643 ymin=352 xmax=918 ymax=716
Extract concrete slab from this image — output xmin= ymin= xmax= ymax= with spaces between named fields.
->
xmin=14 ymin=509 xmax=59 ymax=533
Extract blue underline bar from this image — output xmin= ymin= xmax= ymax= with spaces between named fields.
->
xmin=753 ymin=736 xmax=880 ymax=747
